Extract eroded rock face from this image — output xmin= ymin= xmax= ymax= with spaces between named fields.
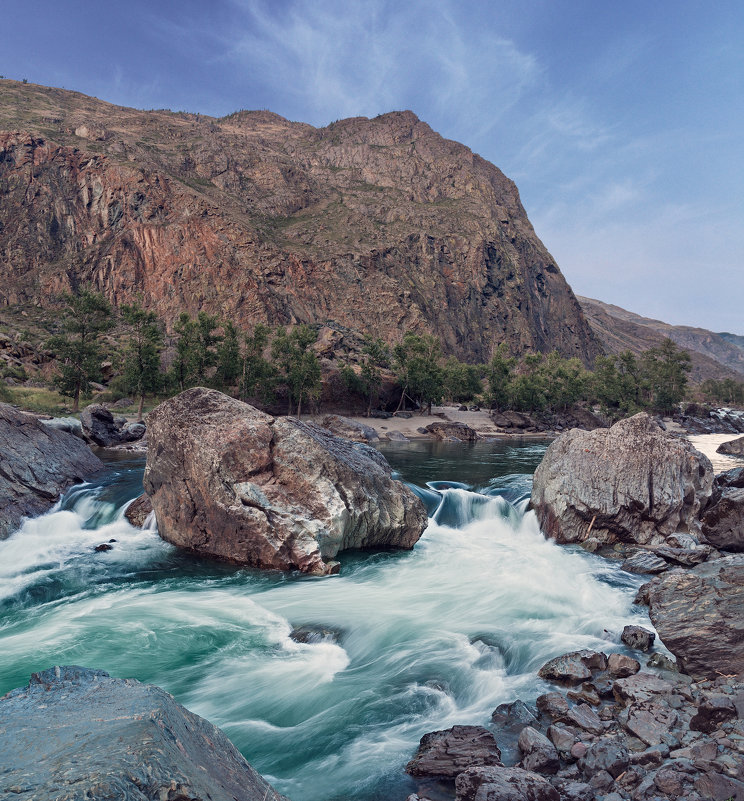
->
xmin=530 ymin=413 xmax=714 ymax=546
xmin=701 ymin=487 xmax=744 ymax=551
xmin=0 ymin=666 xmax=289 ymax=801
xmin=647 ymin=555 xmax=744 ymax=680
xmin=0 ymin=403 xmax=104 ymax=539
xmin=143 ymin=388 xmax=427 ymax=574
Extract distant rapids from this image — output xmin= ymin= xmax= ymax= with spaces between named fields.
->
xmin=0 ymin=441 xmax=654 ymax=801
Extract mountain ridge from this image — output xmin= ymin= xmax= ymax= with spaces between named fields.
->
xmin=0 ymin=79 xmax=600 ymax=364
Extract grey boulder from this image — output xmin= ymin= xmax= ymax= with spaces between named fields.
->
xmin=81 ymin=403 xmax=146 ymax=447
xmin=717 ymin=436 xmax=744 ymax=457
xmin=0 ymin=665 xmax=289 ymax=801
xmin=531 ymin=413 xmax=713 ymax=546
xmin=0 ymin=403 xmax=104 ymax=539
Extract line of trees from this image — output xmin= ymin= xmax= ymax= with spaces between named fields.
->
xmin=36 ymin=289 xmax=741 ymax=420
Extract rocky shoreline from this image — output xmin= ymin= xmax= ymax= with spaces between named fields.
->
xmin=1 ymin=396 xmax=744 ymax=800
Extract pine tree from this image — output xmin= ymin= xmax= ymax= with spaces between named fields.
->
xmin=272 ymin=325 xmax=321 ymax=417
xmin=47 ymin=289 xmax=113 ymax=412
xmin=120 ymin=302 xmax=163 ymax=419
xmin=215 ymin=320 xmax=241 ymax=390
xmin=241 ymin=323 xmax=277 ymax=404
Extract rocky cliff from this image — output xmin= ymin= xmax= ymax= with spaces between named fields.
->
xmin=0 ymin=79 xmax=600 ymax=364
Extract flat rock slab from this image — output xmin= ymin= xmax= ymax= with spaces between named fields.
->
xmin=144 ymin=388 xmax=427 ymax=574
xmin=531 ymin=412 xmax=713 ymax=546
xmin=0 ymin=402 xmax=104 ymax=539
xmin=0 ymin=666 xmax=289 ymax=801
xmin=647 ymin=555 xmax=744 ymax=680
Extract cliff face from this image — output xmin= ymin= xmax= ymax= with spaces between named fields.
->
xmin=0 ymin=80 xmax=601 ymax=363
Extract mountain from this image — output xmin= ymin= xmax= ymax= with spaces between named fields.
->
xmin=579 ymin=296 xmax=744 ymax=382
xmin=0 ymin=79 xmax=601 ymax=364
xmin=718 ymin=332 xmax=744 ymax=352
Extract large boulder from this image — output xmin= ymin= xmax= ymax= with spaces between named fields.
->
xmin=0 ymin=666 xmax=289 ymax=801
xmin=455 ymin=766 xmax=559 ymax=801
xmin=80 ymin=403 xmax=145 ymax=447
xmin=143 ymin=388 xmax=427 ymax=574
xmin=717 ymin=436 xmax=744 ymax=457
xmin=647 ymin=555 xmax=744 ymax=680
xmin=701 ymin=487 xmax=744 ymax=551
xmin=0 ymin=403 xmax=104 ymax=539
xmin=530 ymin=413 xmax=714 ymax=546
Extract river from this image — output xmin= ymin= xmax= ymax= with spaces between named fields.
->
xmin=0 ymin=439 xmax=654 ymax=801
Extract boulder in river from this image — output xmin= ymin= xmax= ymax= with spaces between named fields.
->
xmin=0 ymin=666 xmax=289 ymax=801
xmin=0 ymin=402 xmax=104 ymax=539
xmin=124 ymin=493 xmax=153 ymax=528
xmin=424 ymin=421 xmax=478 ymax=442
xmin=717 ymin=435 xmax=744 ymax=457
xmin=405 ymin=725 xmax=502 ymax=778
xmin=530 ymin=413 xmax=714 ymax=546
xmin=143 ymin=388 xmax=427 ymax=574
xmin=700 ymin=486 xmax=744 ymax=551
xmin=646 ymin=554 xmax=744 ymax=680
xmin=80 ymin=403 xmax=145 ymax=447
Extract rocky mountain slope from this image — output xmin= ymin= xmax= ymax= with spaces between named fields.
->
xmin=579 ymin=296 xmax=744 ymax=382
xmin=0 ymin=79 xmax=601 ymax=364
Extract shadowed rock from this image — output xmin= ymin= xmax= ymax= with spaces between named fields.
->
xmin=124 ymin=493 xmax=153 ymax=528
xmin=0 ymin=402 xmax=104 ymax=539
xmin=646 ymin=555 xmax=744 ymax=680
xmin=321 ymin=414 xmax=379 ymax=442
xmin=0 ymin=666 xmax=289 ymax=801
xmin=143 ymin=388 xmax=427 ymax=574
xmin=701 ymin=487 xmax=744 ymax=551
xmin=81 ymin=403 xmax=145 ymax=447
xmin=531 ymin=413 xmax=713 ymax=546
xmin=455 ymin=765 xmax=559 ymax=801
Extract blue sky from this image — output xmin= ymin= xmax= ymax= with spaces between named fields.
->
xmin=3 ymin=0 xmax=742 ymax=333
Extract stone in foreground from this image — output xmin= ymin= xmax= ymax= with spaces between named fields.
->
xmin=647 ymin=554 xmax=744 ymax=680
xmin=144 ymin=388 xmax=427 ymax=574
xmin=455 ymin=765 xmax=559 ymax=801
xmin=0 ymin=402 xmax=104 ymax=539
xmin=531 ymin=413 xmax=713 ymax=546
xmin=405 ymin=725 xmax=502 ymax=778
xmin=0 ymin=666 xmax=289 ymax=801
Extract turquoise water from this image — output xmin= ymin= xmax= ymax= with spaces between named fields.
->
xmin=0 ymin=441 xmax=652 ymax=801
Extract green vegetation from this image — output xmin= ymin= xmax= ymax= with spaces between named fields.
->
xmin=46 ymin=289 xmax=114 ymax=412
xmin=393 ymin=332 xmax=446 ymax=415
xmin=120 ymin=301 xmax=164 ymax=420
xmin=272 ymin=325 xmax=322 ymax=417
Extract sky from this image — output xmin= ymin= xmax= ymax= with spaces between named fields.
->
xmin=3 ymin=0 xmax=743 ymax=333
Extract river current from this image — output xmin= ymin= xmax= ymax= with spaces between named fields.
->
xmin=0 ymin=440 xmax=654 ymax=801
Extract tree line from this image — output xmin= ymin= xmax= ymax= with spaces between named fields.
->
xmin=26 ymin=289 xmax=744 ymax=419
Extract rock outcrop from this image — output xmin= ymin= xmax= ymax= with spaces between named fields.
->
xmin=0 ymin=666 xmax=289 ymax=801
xmin=143 ymin=388 xmax=427 ymax=574
xmin=530 ymin=413 xmax=714 ymax=546
xmin=0 ymin=80 xmax=601 ymax=366
xmin=80 ymin=403 xmax=145 ymax=447
xmin=406 ymin=725 xmax=502 ymax=778
xmin=0 ymin=402 xmax=104 ymax=538
xmin=701 ymin=487 xmax=744 ymax=551
xmin=646 ymin=555 xmax=744 ymax=680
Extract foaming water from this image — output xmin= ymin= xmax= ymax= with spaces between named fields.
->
xmin=0 ymin=442 xmax=653 ymax=801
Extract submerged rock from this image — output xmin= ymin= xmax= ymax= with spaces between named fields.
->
xmin=531 ymin=413 xmax=714 ymax=546
xmin=0 ymin=665 xmax=289 ymax=801
xmin=0 ymin=402 xmax=104 ymax=539
xmin=143 ymin=388 xmax=427 ymax=574
xmin=646 ymin=554 xmax=744 ymax=680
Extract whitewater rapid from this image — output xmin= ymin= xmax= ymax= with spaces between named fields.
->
xmin=0 ymin=445 xmax=654 ymax=801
